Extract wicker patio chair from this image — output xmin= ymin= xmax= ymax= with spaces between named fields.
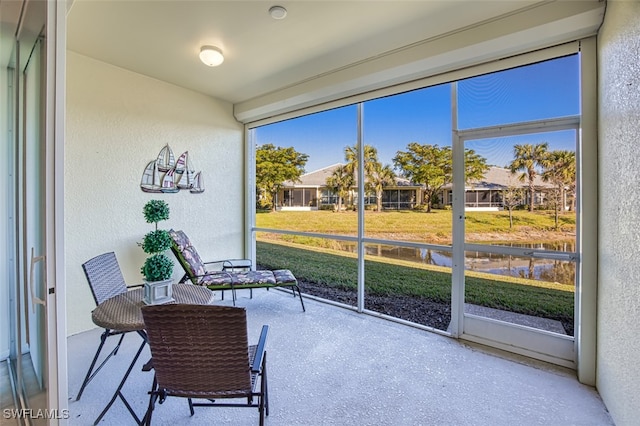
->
xmin=75 ymin=252 xmax=144 ymax=401
xmin=141 ymin=304 xmax=269 ymax=425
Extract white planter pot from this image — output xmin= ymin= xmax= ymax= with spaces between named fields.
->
xmin=143 ymin=278 xmax=175 ymax=305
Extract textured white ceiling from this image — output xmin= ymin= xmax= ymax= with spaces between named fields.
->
xmin=65 ymin=0 xmax=543 ymax=104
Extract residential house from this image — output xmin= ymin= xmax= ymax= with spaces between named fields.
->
xmin=278 ymin=163 xmax=423 ymax=211
xmin=280 ymin=165 xmax=557 ymax=212
xmin=440 ymin=166 xmax=557 ymax=211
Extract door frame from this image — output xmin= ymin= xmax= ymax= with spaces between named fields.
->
xmin=43 ymin=0 xmax=68 ymax=419
xmin=452 ymin=116 xmax=580 ymax=368
xmin=10 ymin=0 xmax=68 ymax=421
xmin=446 ymin=38 xmax=598 ymax=378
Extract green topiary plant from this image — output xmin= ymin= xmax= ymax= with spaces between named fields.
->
xmin=140 ymin=199 xmax=174 ymax=282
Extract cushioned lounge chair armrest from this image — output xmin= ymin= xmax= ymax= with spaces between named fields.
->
xmin=203 ymin=259 xmax=253 ymax=271
xmin=251 ymin=325 xmax=269 ymax=373
xmin=222 ymin=259 xmax=253 ymax=270
xmin=202 ymin=260 xmax=229 ymax=271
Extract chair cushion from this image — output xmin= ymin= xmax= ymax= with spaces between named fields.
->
xmin=181 ymin=246 xmax=207 ymax=279
xmin=170 ymin=230 xmax=207 ymax=284
xmin=273 ymin=269 xmax=297 ymax=284
xmin=170 ymin=229 xmax=191 ymax=251
xmin=200 ymin=271 xmax=234 ymax=286
xmin=232 ymin=270 xmax=276 ymax=285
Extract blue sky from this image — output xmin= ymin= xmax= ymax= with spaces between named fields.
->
xmin=255 ymin=54 xmax=579 ymax=173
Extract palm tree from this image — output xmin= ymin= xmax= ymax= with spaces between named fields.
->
xmin=325 ymin=165 xmax=354 ymax=212
xmin=542 ymin=150 xmax=576 ymax=208
xmin=344 ymin=144 xmax=378 ymax=184
xmin=542 ymin=150 xmax=576 ymax=228
xmin=369 ymin=163 xmax=396 ymax=212
xmin=509 ymin=143 xmax=549 ymax=212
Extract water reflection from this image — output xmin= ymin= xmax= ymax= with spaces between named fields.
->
xmin=343 ymin=241 xmax=575 ymax=284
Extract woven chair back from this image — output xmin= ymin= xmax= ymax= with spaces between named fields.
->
xmin=82 ymin=252 xmax=129 ymax=306
xmin=141 ymin=304 xmax=252 ymax=397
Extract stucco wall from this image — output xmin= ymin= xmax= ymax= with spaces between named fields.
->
xmin=65 ymin=52 xmax=244 ymax=335
xmin=597 ymin=1 xmax=640 ymax=425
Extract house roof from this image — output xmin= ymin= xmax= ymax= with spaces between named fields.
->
xmin=288 ymin=165 xmax=556 ymax=191
xmin=286 ymin=164 xmax=344 ymax=187
xmin=284 ymin=163 xmax=422 ymax=189
xmin=442 ymin=166 xmax=554 ymax=190
xmin=472 ymin=166 xmax=554 ymax=189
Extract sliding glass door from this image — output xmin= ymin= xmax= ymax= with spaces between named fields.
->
xmin=2 ymin=0 xmax=66 ymax=422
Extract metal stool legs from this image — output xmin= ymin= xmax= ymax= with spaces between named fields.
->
xmin=76 ymin=329 xmax=126 ymax=401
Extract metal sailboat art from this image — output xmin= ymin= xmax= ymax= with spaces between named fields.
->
xmin=140 ymin=146 xmax=204 ymax=194
xmin=161 ymin=168 xmax=180 ymax=193
xmin=156 ymin=144 xmax=175 ymax=172
xmin=176 ymin=151 xmax=196 ymax=189
xmin=140 ymin=160 xmax=162 ymax=193
xmin=190 ymin=171 xmax=204 ymax=194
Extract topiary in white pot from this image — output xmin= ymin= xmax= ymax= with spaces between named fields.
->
xmin=140 ymin=199 xmax=175 ymax=304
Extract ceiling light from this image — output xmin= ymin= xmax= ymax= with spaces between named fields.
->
xmin=269 ymin=5 xmax=287 ymax=20
xmin=199 ymin=46 xmax=224 ymax=67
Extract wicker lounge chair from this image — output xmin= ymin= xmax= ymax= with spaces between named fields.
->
xmin=169 ymin=229 xmax=305 ymax=311
xmin=141 ymin=304 xmax=269 ymax=425
xmin=76 ymin=252 xmax=145 ymax=401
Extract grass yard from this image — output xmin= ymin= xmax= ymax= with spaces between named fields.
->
xmin=256 ymin=240 xmax=574 ymax=322
xmin=256 ymin=209 xmax=576 ymax=245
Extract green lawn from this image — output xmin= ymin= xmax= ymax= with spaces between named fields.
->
xmin=256 ymin=209 xmax=576 ymax=244
xmin=256 ymin=240 xmax=574 ymax=322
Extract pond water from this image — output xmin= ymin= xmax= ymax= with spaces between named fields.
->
xmin=339 ymin=241 xmax=576 ymax=284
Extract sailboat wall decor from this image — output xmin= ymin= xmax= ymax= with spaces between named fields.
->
xmin=140 ymin=145 xmax=204 ymax=194
xmin=156 ymin=144 xmax=175 ymax=172
xmin=140 ymin=160 xmax=162 ymax=193
xmin=190 ymin=171 xmax=204 ymax=194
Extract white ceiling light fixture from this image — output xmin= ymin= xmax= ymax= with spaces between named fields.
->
xmin=199 ymin=45 xmax=224 ymax=67
xmin=269 ymin=5 xmax=287 ymax=20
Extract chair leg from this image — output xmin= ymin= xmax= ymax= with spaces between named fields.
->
xmin=263 ymin=352 xmax=269 ymax=417
xmin=142 ymin=375 xmax=159 ymax=426
xmin=188 ymin=398 xmax=194 ymax=416
xmin=294 ymin=285 xmax=306 ymax=312
xmin=258 ymin=353 xmax=268 ymax=426
xmin=76 ymin=330 xmax=125 ymax=400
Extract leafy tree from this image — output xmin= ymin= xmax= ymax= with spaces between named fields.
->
xmin=256 ymin=143 xmax=309 ymax=211
xmin=325 ymin=164 xmax=354 ymax=212
xmin=509 ymin=143 xmax=549 ymax=212
xmin=502 ymin=178 xmax=525 ymax=229
xmin=393 ymin=143 xmax=488 ymax=213
xmin=542 ymin=150 xmax=576 ymax=229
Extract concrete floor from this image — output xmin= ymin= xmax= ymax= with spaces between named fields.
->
xmin=67 ymin=289 xmax=613 ymax=426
